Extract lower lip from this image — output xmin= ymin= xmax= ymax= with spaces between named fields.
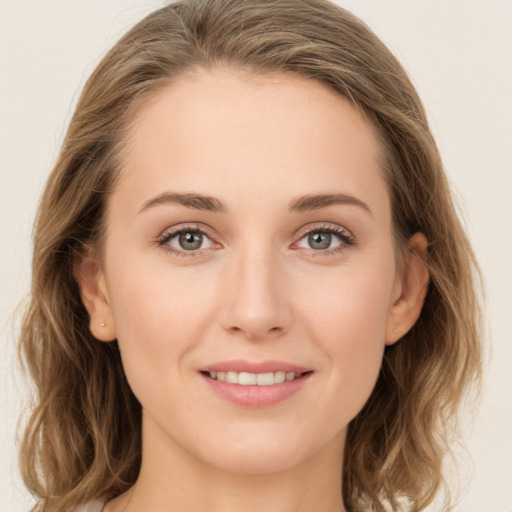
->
xmin=200 ymin=372 xmax=313 ymax=407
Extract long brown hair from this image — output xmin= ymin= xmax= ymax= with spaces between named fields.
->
xmin=19 ymin=1 xmax=482 ymax=510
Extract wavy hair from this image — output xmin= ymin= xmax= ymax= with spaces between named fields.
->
xmin=18 ymin=1 xmax=482 ymax=510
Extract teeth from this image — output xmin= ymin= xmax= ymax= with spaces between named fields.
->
xmin=208 ymin=370 xmax=303 ymax=385
xmin=256 ymin=372 xmax=274 ymax=386
xmin=274 ymin=371 xmax=286 ymax=383
xmin=226 ymin=371 xmax=238 ymax=384
xmin=238 ymin=372 xmax=256 ymax=385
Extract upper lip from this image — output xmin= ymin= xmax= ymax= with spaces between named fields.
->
xmin=200 ymin=359 xmax=312 ymax=374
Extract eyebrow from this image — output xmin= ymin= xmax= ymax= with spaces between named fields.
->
xmin=139 ymin=192 xmax=225 ymax=213
xmin=138 ymin=191 xmax=371 ymax=215
xmin=288 ymin=193 xmax=372 ymax=215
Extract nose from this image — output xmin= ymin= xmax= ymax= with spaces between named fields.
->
xmin=220 ymin=243 xmax=292 ymax=341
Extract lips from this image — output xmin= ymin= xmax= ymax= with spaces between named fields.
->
xmin=207 ymin=370 xmax=305 ymax=386
xmin=199 ymin=359 xmax=314 ymax=407
xmin=200 ymin=359 xmax=312 ymax=374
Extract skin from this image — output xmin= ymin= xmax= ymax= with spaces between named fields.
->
xmin=76 ymin=67 xmax=428 ymax=512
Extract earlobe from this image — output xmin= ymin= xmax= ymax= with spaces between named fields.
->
xmin=385 ymin=233 xmax=429 ymax=345
xmin=73 ymin=250 xmax=117 ymax=342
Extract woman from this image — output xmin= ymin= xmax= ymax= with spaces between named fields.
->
xmin=18 ymin=0 xmax=482 ymax=511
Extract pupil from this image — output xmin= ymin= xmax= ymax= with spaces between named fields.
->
xmin=308 ymin=231 xmax=331 ymax=250
xmin=179 ymin=231 xmax=202 ymax=250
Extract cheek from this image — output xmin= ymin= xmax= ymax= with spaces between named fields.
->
xmin=298 ymin=261 xmax=394 ymax=414
xmin=300 ymin=258 xmax=393 ymax=341
xmin=105 ymin=259 xmax=218 ymax=389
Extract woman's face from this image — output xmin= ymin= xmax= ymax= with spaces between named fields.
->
xmin=83 ymin=68 xmax=418 ymax=475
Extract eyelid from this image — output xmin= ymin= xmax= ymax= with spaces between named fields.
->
xmin=156 ymin=221 xmax=355 ymax=257
xmin=296 ymin=222 xmax=353 ymax=238
xmin=157 ymin=223 xmax=221 ymax=256
xmin=292 ymin=222 xmax=355 ymax=253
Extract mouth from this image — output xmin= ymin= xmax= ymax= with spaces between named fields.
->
xmin=199 ymin=361 xmax=314 ymax=407
xmin=200 ymin=370 xmax=313 ymax=386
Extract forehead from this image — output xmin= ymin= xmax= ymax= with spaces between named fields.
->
xmin=114 ymin=67 xmax=388 ymax=218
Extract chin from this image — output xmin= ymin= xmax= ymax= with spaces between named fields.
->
xmin=193 ymin=424 xmax=335 ymax=476
xmin=204 ymin=443 xmax=306 ymax=476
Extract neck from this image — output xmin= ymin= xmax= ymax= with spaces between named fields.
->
xmin=109 ymin=414 xmax=346 ymax=512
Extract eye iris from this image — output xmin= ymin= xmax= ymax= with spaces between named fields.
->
xmin=178 ymin=231 xmax=203 ymax=250
xmin=308 ymin=231 xmax=331 ymax=250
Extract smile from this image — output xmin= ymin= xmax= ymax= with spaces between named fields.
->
xmin=207 ymin=370 xmax=306 ymax=386
xmin=199 ymin=361 xmax=314 ymax=407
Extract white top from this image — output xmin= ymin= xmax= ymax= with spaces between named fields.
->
xmin=73 ymin=500 xmax=106 ymax=512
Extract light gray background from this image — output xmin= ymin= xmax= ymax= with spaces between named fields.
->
xmin=1 ymin=1 xmax=511 ymax=510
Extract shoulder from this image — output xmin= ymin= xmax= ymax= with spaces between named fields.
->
xmin=72 ymin=499 xmax=106 ymax=512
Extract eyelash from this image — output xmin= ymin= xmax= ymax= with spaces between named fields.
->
xmin=295 ymin=224 xmax=355 ymax=256
xmin=157 ymin=224 xmax=216 ymax=257
xmin=157 ymin=223 xmax=355 ymax=257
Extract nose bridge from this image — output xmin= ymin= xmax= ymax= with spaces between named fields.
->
xmin=221 ymin=237 xmax=291 ymax=340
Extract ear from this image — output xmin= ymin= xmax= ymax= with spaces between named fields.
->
xmin=385 ymin=232 xmax=429 ymax=345
xmin=73 ymin=249 xmax=117 ymax=342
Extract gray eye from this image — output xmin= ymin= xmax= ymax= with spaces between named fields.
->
xmin=308 ymin=231 xmax=332 ymax=250
xmin=178 ymin=231 xmax=204 ymax=250
xmin=296 ymin=229 xmax=344 ymax=251
xmin=163 ymin=228 xmax=215 ymax=254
